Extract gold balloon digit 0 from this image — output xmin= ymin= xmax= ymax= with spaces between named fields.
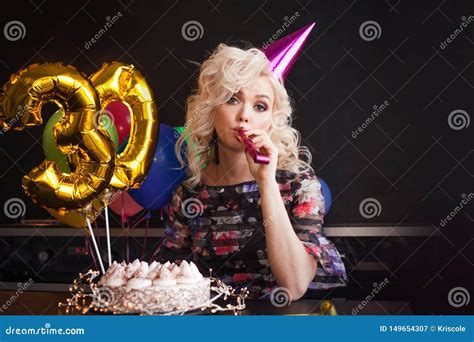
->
xmin=90 ymin=62 xmax=159 ymax=191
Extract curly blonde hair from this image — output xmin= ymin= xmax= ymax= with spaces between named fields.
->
xmin=175 ymin=43 xmax=314 ymax=189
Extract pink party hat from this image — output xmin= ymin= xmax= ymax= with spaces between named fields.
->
xmin=262 ymin=22 xmax=316 ymax=80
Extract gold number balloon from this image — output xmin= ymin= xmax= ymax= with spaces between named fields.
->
xmin=89 ymin=62 xmax=159 ymax=190
xmin=0 ymin=63 xmax=116 ymax=227
xmin=0 ymin=63 xmax=116 ymax=208
xmin=0 ymin=62 xmax=159 ymax=229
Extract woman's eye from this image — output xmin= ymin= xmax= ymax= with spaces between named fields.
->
xmin=255 ymin=104 xmax=267 ymax=112
xmin=227 ymin=96 xmax=239 ymax=105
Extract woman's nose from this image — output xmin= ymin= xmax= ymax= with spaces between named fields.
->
xmin=237 ymin=107 xmax=250 ymax=123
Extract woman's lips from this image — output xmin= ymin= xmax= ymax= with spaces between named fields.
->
xmin=232 ymin=128 xmax=250 ymax=140
xmin=232 ymin=128 xmax=249 ymax=141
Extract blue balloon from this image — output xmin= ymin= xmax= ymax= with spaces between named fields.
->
xmin=117 ymin=134 xmax=129 ymax=154
xmin=318 ymin=177 xmax=332 ymax=215
xmin=128 ymin=124 xmax=187 ymax=211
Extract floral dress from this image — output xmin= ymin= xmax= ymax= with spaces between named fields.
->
xmin=154 ymin=168 xmax=347 ymax=299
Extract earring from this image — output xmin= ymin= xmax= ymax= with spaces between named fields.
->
xmin=211 ymin=128 xmax=219 ymax=164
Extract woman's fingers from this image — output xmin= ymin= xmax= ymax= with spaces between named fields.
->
xmin=246 ymin=132 xmax=275 ymax=152
xmin=243 ymin=129 xmax=266 ymax=138
xmin=239 ymin=128 xmax=278 ymax=156
xmin=255 ymin=139 xmax=276 ymax=155
xmin=251 ymin=135 xmax=265 ymax=144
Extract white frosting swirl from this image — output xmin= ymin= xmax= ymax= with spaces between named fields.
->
xmin=125 ymin=277 xmax=152 ymax=290
xmin=100 ymin=260 xmax=205 ymax=289
xmin=152 ymin=266 xmax=177 ymax=286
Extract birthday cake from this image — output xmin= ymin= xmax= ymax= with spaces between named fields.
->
xmin=96 ymin=259 xmax=210 ymax=314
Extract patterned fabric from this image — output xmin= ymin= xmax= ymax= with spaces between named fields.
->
xmin=154 ymin=168 xmax=348 ymax=299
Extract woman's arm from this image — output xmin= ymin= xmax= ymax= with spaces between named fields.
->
xmin=237 ymin=128 xmax=317 ymax=300
xmin=258 ymin=178 xmax=317 ymax=300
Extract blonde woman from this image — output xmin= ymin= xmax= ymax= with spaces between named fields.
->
xmin=155 ymin=44 xmax=347 ymax=300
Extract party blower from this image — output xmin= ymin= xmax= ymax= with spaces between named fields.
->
xmin=234 ymin=128 xmax=270 ymax=164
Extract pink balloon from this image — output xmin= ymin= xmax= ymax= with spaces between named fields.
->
xmin=109 ymin=191 xmax=144 ymax=222
xmin=105 ymin=101 xmax=131 ymax=144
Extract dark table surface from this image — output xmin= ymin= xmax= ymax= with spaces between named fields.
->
xmin=0 ymin=290 xmax=412 ymax=315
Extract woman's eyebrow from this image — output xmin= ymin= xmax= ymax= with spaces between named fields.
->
xmin=235 ymin=90 xmax=272 ymax=101
xmin=255 ymin=94 xmax=271 ymax=101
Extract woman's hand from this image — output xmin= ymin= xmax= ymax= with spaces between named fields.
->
xmin=236 ymin=129 xmax=279 ymax=184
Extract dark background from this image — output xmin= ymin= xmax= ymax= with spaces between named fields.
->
xmin=0 ymin=0 xmax=472 ymax=314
